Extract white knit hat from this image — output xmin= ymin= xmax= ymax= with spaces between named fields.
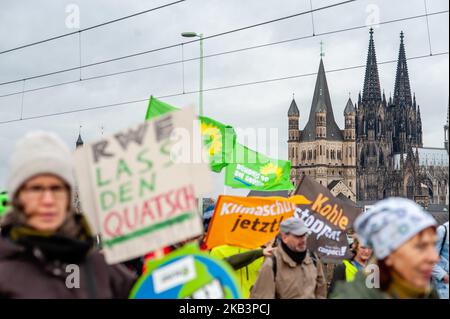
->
xmin=6 ymin=131 xmax=75 ymax=198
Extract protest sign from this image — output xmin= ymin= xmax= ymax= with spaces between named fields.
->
xmin=74 ymin=107 xmax=212 ymax=264
xmin=294 ymin=176 xmax=361 ymax=262
xmin=204 ymin=195 xmax=312 ymax=249
xmin=130 ymin=243 xmax=242 ymax=299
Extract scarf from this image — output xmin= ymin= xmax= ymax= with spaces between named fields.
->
xmin=387 ymin=271 xmax=433 ymax=299
xmin=281 ymin=241 xmax=307 ymax=264
xmin=1 ymin=208 xmax=94 ymax=264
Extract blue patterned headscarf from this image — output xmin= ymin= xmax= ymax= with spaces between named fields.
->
xmin=354 ymin=197 xmax=437 ymax=259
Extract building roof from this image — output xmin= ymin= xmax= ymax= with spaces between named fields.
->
xmin=415 ymin=147 xmax=449 ymax=166
xmin=300 ymin=58 xmax=343 ymax=142
xmin=336 ymin=193 xmax=357 ymax=206
xmin=428 ymin=203 xmax=449 ymax=212
xmin=327 ymin=180 xmax=341 ymax=190
xmin=393 ymin=147 xmax=449 ymax=169
xmin=344 ymin=97 xmax=356 ymax=114
xmin=288 ymin=98 xmax=300 ymax=116
xmin=76 ymin=133 xmax=84 ymax=148
xmin=428 ymin=211 xmax=449 ymax=225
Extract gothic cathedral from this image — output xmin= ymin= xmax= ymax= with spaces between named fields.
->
xmin=288 ymin=28 xmax=449 ymax=206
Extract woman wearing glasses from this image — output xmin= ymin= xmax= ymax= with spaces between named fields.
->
xmin=0 ymin=131 xmax=136 ymax=298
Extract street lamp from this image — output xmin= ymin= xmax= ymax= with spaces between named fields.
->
xmin=182 ymin=31 xmax=205 ymax=216
xmin=181 ymin=32 xmax=204 ymax=117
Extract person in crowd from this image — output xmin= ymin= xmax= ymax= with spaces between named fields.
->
xmin=432 ymin=221 xmax=448 ymax=299
xmin=210 ymin=243 xmax=274 ymax=298
xmin=328 ymin=236 xmax=373 ymax=295
xmin=332 ymin=197 xmax=440 ymax=299
xmin=0 ymin=131 xmax=136 ymax=298
xmin=250 ymin=217 xmax=327 ymax=299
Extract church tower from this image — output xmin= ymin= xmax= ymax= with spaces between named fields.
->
xmin=288 ymin=52 xmax=356 ymax=199
xmin=288 ymin=97 xmax=300 ymax=185
xmin=356 ymin=28 xmax=392 ymax=200
xmin=391 ymin=31 xmax=422 ymax=153
xmin=344 ymin=98 xmax=356 ymax=194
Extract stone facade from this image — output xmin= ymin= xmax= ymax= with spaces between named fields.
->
xmin=288 ymin=29 xmax=449 ymax=206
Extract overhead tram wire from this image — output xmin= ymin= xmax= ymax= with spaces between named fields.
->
xmin=0 ymin=9 xmax=447 ymax=99
xmin=0 ymin=0 xmax=187 ymax=55
xmin=0 ymin=51 xmax=447 ymax=125
xmin=0 ymin=0 xmax=357 ymax=87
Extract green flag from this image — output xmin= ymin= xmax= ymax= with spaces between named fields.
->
xmin=145 ymin=95 xmax=178 ymax=119
xmin=224 ymin=143 xmax=294 ymax=191
xmin=0 ymin=191 xmax=9 ymax=217
xmin=145 ymin=96 xmax=236 ymax=173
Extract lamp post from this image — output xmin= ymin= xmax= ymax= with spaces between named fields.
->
xmin=181 ymin=32 xmax=204 ymax=117
xmin=182 ymin=31 xmax=205 ymax=216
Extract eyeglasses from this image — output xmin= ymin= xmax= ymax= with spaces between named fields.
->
xmin=21 ymin=185 xmax=68 ymax=200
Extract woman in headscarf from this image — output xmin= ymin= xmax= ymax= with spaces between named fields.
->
xmin=331 ymin=197 xmax=440 ymax=299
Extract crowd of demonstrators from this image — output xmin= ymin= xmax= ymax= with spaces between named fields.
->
xmin=250 ymin=217 xmax=327 ymax=299
xmin=328 ymin=236 xmax=373 ymax=295
xmin=0 ymin=132 xmax=136 ymax=298
xmin=331 ymin=198 xmax=440 ymax=299
xmin=432 ymin=221 xmax=449 ymax=299
xmin=1 ymin=130 xmax=448 ymax=300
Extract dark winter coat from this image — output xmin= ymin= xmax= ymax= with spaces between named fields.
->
xmin=0 ymin=213 xmax=136 ymax=299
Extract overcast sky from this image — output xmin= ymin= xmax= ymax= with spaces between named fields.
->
xmin=0 ymin=0 xmax=448 ymax=197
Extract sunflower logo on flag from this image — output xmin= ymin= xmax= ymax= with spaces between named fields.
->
xmin=201 ymin=122 xmax=222 ymax=156
xmin=260 ymin=162 xmax=283 ymax=181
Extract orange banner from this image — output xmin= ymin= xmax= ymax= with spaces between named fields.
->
xmin=204 ymin=195 xmax=312 ymax=249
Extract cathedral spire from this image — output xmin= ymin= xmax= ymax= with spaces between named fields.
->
xmin=362 ymin=28 xmax=382 ymax=103
xmin=76 ymin=125 xmax=84 ymax=148
xmin=393 ymin=31 xmax=412 ymax=108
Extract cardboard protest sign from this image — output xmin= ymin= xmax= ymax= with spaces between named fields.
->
xmin=294 ymin=176 xmax=361 ymax=262
xmin=130 ymin=243 xmax=242 ymax=299
xmin=204 ymin=195 xmax=312 ymax=249
xmin=74 ymin=107 xmax=212 ymax=264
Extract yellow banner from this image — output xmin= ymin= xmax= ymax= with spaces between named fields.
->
xmin=204 ymin=195 xmax=312 ymax=249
